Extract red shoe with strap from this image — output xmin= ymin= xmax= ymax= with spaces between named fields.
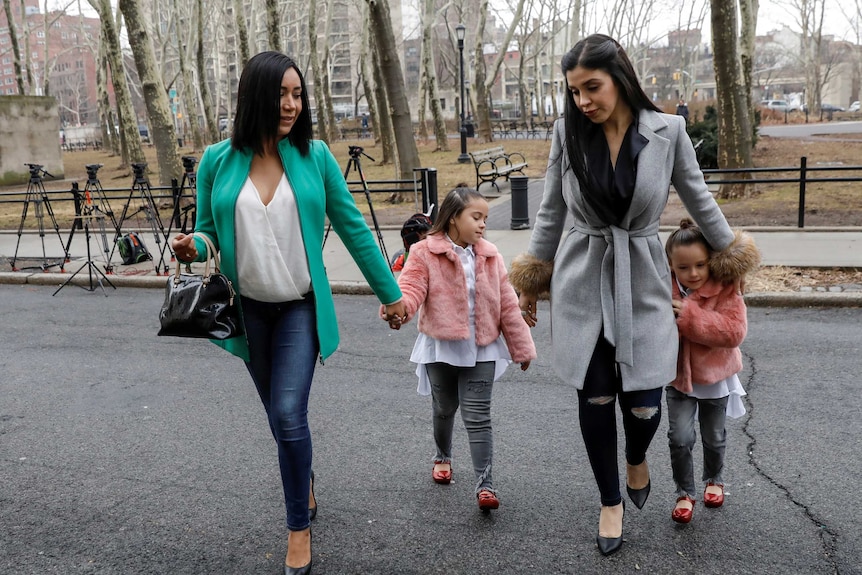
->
xmin=477 ymin=489 xmax=500 ymax=511
xmin=703 ymin=482 xmax=725 ymax=508
xmin=672 ymin=495 xmax=695 ymax=524
xmin=432 ymin=462 xmax=452 ymax=484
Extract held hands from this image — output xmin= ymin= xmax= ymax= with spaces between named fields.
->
xmin=518 ymin=293 xmax=538 ymax=328
xmin=380 ymin=301 xmax=408 ymax=330
xmin=171 ymin=233 xmax=198 ymax=262
xmin=672 ymin=299 xmax=684 ymax=317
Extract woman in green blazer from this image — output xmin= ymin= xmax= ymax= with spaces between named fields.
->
xmin=171 ymin=52 xmax=406 ymax=575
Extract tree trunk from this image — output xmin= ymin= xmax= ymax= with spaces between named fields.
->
xmin=421 ymin=0 xmax=448 ymax=151
xmin=233 ymin=0 xmax=249 ymax=68
xmin=308 ymin=0 xmax=330 ymax=143
xmin=711 ymin=0 xmax=753 ymax=199
xmin=265 ymin=0 xmax=281 ymax=52
xmin=90 ymin=0 xmax=145 ymax=166
xmin=4 ymin=0 xmax=26 ymax=94
xmin=174 ymin=0 xmax=204 ymax=151
xmin=20 ymin=0 xmax=34 ymax=93
xmin=320 ymin=0 xmax=338 ymax=142
xmin=96 ymin=41 xmax=118 ymax=154
xmin=473 ymin=0 xmax=492 ymax=142
xmin=369 ymin=29 xmax=394 ymax=164
xmin=359 ymin=16 xmax=381 ymax=144
xmin=120 ymin=0 xmax=182 ymax=185
xmin=366 ymin=0 xmax=421 ymax=182
xmin=739 ymin=0 xmax=758 ymax=131
xmin=197 ymin=0 xmax=219 ymax=143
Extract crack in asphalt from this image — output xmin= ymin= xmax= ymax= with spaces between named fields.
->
xmin=742 ymin=352 xmax=841 ymax=574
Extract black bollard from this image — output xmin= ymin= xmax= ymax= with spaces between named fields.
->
xmin=510 ymin=175 xmax=530 ymax=230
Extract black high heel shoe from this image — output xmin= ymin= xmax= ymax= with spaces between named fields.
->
xmin=284 ymin=529 xmax=312 ymax=575
xmin=626 ymin=461 xmax=651 ymax=510
xmin=596 ymin=500 xmax=625 ymax=556
xmin=308 ymin=470 xmax=318 ymax=521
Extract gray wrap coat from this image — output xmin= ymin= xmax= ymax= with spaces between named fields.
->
xmin=511 ymin=111 xmax=735 ymax=392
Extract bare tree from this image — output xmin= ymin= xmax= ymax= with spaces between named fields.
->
xmin=197 ymin=0 xmax=219 ymax=142
xmin=366 ymin=0 xmax=421 ymax=181
xmin=739 ymin=0 xmax=759 ymax=124
xmin=368 ymin=12 xmax=395 ymax=164
xmin=120 ymin=0 xmax=182 ymax=184
xmin=265 ymin=0 xmax=281 ymax=52
xmin=3 ymin=0 xmax=25 ymax=93
xmin=96 ymin=40 xmax=118 ymax=154
xmin=20 ymin=0 xmax=34 ymax=92
xmin=711 ymin=0 xmax=754 ymax=199
xmin=419 ymin=0 xmax=449 ymax=151
xmin=233 ymin=0 xmax=249 ymax=67
xmin=89 ymin=0 xmax=145 ymax=166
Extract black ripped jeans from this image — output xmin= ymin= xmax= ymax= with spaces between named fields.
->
xmin=577 ymin=337 xmax=663 ymax=507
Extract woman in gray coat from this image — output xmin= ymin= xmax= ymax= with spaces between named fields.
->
xmin=509 ymin=34 xmax=755 ymax=556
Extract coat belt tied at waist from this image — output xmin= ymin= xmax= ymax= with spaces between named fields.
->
xmin=571 ymin=220 xmax=661 ymax=367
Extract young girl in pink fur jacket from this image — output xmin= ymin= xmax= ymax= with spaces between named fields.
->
xmin=382 ymin=187 xmax=536 ymax=512
xmin=665 ymin=218 xmax=760 ymax=525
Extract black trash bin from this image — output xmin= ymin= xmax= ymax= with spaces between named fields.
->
xmin=465 ymin=122 xmax=475 ymax=138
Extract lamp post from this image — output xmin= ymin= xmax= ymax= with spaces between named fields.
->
xmin=456 ymin=23 xmax=469 ymax=163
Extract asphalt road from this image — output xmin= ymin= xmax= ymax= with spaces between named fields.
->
xmin=759 ymin=119 xmax=862 ymax=139
xmin=1 ymin=286 xmax=860 ymax=575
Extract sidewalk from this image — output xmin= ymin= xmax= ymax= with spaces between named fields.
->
xmin=1 ymin=180 xmax=861 ymax=306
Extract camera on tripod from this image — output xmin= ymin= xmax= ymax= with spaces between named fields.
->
xmin=348 ymin=145 xmax=364 ymax=158
xmin=181 ymin=156 xmax=197 ymax=172
xmin=25 ymin=163 xmax=52 ymax=178
xmin=85 ymin=163 xmax=103 ymax=179
xmin=131 ymin=162 xmax=147 ymax=180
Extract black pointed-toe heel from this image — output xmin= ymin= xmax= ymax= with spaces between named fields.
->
xmin=596 ymin=501 xmax=625 ymax=556
xmin=308 ymin=470 xmax=318 ymax=521
xmin=626 ymin=461 xmax=651 ymax=509
xmin=285 ymin=530 xmax=312 ymax=575
xmin=626 ymin=480 xmax=651 ymax=510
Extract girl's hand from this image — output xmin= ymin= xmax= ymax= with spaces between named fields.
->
xmin=381 ymin=301 xmax=407 ymax=330
xmin=518 ymin=292 xmax=538 ymax=327
xmin=734 ymin=275 xmax=746 ymax=295
xmin=672 ymin=299 xmax=684 ymax=317
xmin=171 ymin=233 xmax=197 ymax=261
xmin=520 ymin=360 xmax=531 ymax=371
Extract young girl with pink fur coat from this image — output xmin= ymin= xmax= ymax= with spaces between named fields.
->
xmin=664 ymin=218 xmax=760 ymax=525
xmin=381 ymin=187 xmax=536 ymax=512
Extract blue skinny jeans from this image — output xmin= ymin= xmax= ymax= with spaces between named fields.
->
xmin=241 ymin=294 xmax=318 ymax=532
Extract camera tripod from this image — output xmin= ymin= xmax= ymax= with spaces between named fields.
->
xmin=10 ymin=163 xmax=68 ymax=271
xmin=52 ymin=185 xmax=117 ymax=297
xmin=64 ymin=164 xmax=119 ymax=272
xmin=323 ymin=146 xmax=389 ymax=266
xmin=168 ymin=155 xmax=197 ymax=234
xmin=112 ymin=162 xmax=170 ymax=275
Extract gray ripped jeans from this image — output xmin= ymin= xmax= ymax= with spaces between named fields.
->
xmin=666 ymin=386 xmax=728 ymax=498
xmin=426 ymin=361 xmax=496 ymax=494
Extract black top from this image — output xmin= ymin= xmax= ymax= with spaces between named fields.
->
xmin=582 ymin=120 xmax=648 ymax=226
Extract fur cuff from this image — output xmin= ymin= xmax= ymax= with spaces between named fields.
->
xmin=509 ymin=253 xmax=554 ymax=295
xmin=710 ymin=230 xmax=761 ymax=284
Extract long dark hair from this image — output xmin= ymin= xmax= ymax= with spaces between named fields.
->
xmin=561 ymin=34 xmax=660 ymax=196
xmin=429 ymin=186 xmax=486 ymax=237
xmin=232 ymin=51 xmax=313 ymax=156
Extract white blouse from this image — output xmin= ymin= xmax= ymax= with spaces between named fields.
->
xmin=409 ymin=237 xmax=511 ymax=396
xmin=234 ymin=174 xmax=311 ymax=302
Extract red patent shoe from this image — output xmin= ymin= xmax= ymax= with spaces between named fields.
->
xmin=477 ymin=489 xmax=500 ymax=511
xmin=703 ymin=482 xmax=725 ymax=508
xmin=672 ymin=495 xmax=695 ymax=524
xmin=432 ymin=462 xmax=452 ymax=484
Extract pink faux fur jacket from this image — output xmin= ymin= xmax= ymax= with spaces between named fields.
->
xmin=671 ymin=276 xmax=747 ymax=393
xmin=395 ymin=233 xmax=536 ymax=364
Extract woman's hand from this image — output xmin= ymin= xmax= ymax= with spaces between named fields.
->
xmin=520 ymin=360 xmax=531 ymax=371
xmin=734 ymin=275 xmax=746 ymax=296
xmin=171 ymin=233 xmax=198 ymax=262
xmin=518 ymin=292 xmax=538 ymax=327
xmin=381 ymin=301 xmax=407 ymax=330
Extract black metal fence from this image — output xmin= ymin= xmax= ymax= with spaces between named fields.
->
xmin=702 ymin=157 xmax=862 ymax=228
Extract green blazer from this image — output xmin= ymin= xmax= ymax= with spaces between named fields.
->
xmin=192 ymin=137 xmax=402 ymax=362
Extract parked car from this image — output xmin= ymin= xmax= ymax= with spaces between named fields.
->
xmin=820 ymin=103 xmax=845 ymax=113
xmin=849 ymin=101 xmax=860 ymax=112
xmin=760 ymin=99 xmax=791 ymax=113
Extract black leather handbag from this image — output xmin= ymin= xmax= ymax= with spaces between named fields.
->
xmin=157 ymin=232 xmax=243 ymax=340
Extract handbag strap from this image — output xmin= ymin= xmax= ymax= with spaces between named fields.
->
xmin=172 ymin=231 xmax=220 ymax=283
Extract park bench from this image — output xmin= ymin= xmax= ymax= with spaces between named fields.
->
xmin=468 ymin=146 xmax=528 ymax=194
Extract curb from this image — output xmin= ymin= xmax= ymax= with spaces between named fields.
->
xmin=2 ymin=271 xmax=860 ymax=308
